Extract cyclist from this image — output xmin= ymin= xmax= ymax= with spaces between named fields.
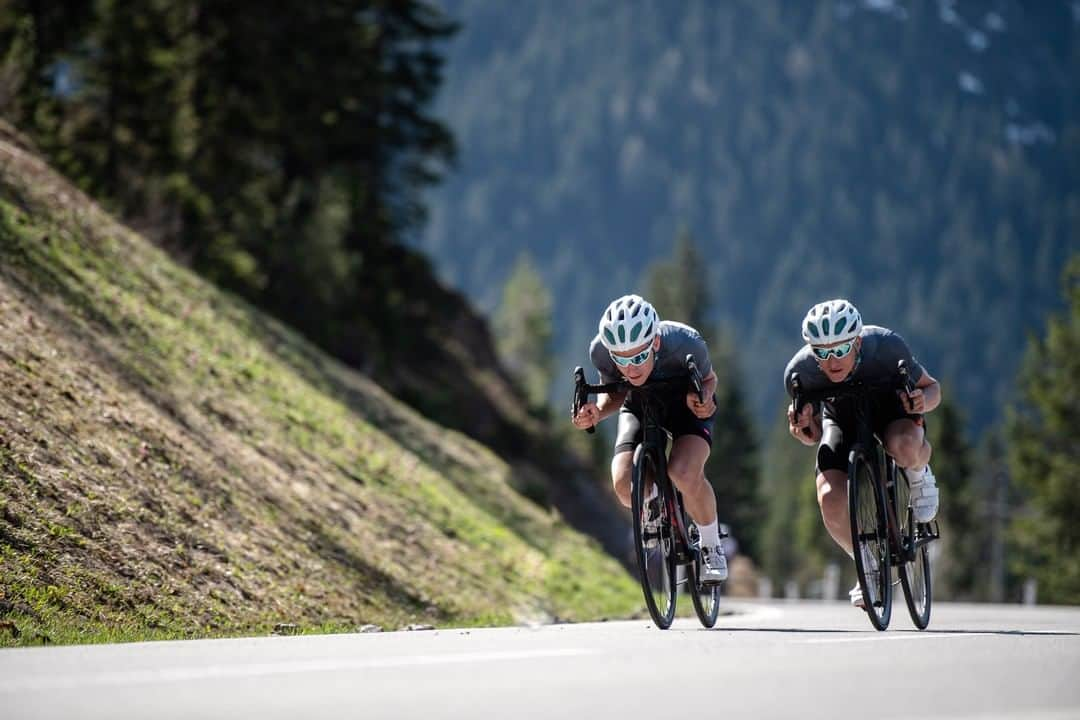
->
xmin=783 ymin=299 xmax=941 ymax=608
xmin=571 ymin=294 xmax=727 ymax=584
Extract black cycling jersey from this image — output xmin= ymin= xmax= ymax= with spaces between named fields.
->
xmin=590 ymin=321 xmax=712 ymax=385
xmin=588 ymin=320 xmax=716 ymax=454
xmin=783 ymin=325 xmax=927 ymax=474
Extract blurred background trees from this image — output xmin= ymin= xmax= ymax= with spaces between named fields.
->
xmin=1 ymin=0 xmax=457 ymax=373
xmin=494 ymin=253 xmax=554 ymax=413
xmin=1007 ymin=260 xmax=1080 ymax=605
xmin=419 ymin=0 xmax=1078 ymax=602
xmin=645 ymin=234 xmax=762 ymax=560
xmin=422 ymin=0 xmax=1076 ymax=434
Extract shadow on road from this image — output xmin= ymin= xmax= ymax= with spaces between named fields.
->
xmin=921 ymin=629 xmax=1080 ymax=637
xmin=688 ymin=627 xmax=1079 ymax=636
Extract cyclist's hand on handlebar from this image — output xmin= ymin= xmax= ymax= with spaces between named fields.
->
xmin=788 ymin=402 xmax=815 ymax=437
xmin=686 ymin=391 xmax=715 ymax=419
xmin=572 ymin=401 xmax=600 ymax=429
xmin=899 ymin=387 xmax=925 ymax=414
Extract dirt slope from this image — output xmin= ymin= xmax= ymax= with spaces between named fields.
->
xmin=0 ymin=136 xmax=639 ymax=646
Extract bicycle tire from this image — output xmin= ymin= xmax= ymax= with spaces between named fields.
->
xmin=849 ymin=445 xmax=892 ymax=631
xmin=895 ymin=468 xmax=932 ymax=629
xmin=687 ymin=523 xmax=721 ymax=628
xmin=631 ymin=444 xmax=677 ymax=629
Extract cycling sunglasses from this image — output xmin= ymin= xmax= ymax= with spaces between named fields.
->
xmin=610 ymin=347 xmax=652 ymax=367
xmin=812 ymin=340 xmax=855 ymax=361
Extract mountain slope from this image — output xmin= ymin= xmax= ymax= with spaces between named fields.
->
xmin=0 ymin=135 xmax=640 ymax=646
xmin=421 ymin=0 xmax=1078 ymax=431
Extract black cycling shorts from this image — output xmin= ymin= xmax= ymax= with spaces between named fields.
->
xmin=613 ymin=386 xmax=715 ymax=455
xmin=816 ymin=389 xmax=924 ymax=474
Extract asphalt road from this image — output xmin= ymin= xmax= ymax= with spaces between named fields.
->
xmin=3 ymin=601 xmax=1079 ymax=719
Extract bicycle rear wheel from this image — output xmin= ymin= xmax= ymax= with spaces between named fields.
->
xmin=687 ymin=524 xmax=721 ymax=629
xmin=631 ymin=444 xmax=677 ymax=629
xmin=895 ymin=468 xmax=932 ymax=629
xmin=849 ymin=445 xmax=892 ymax=631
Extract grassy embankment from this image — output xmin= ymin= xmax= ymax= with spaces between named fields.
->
xmin=0 ymin=136 xmax=640 ymax=647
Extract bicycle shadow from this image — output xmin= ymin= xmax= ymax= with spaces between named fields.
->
xmin=690 ymin=626 xmax=1079 ymax=637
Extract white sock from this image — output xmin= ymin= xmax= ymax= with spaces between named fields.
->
xmin=698 ymin=520 xmax=721 ymax=549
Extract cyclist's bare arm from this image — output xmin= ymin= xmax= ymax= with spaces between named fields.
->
xmin=900 ymin=370 xmax=941 ymax=415
xmin=571 ymin=388 xmax=628 ymax=429
xmin=597 ymin=388 xmax=628 ymax=419
xmin=788 ymin=402 xmax=822 ymax=445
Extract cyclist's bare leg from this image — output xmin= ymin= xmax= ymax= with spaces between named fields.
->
xmin=817 ymin=469 xmax=853 ymax=555
xmin=884 ymin=418 xmax=931 ymax=470
xmin=610 ymin=449 xmax=634 ymax=508
xmin=667 ymin=435 xmax=717 ymax=526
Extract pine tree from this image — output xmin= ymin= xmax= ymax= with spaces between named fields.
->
xmin=1007 ymin=258 xmax=1080 ymax=604
xmin=759 ymin=410 xmax=843 ymax=595
xmin=494 ymin=252 xmax=555 ymax=411
xmin=646 ymin=229 xmax=710 ymax=332
xmin=928 ymin=396 xmax=977 ymax=599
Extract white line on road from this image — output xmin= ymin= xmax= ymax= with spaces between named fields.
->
xmin=0 ymin=647 xmax=601 ymax=693
xmin=800 ymin=632 xmax=1002 ymax=644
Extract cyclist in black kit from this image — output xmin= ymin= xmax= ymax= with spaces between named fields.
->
xmin=571 ymin=294 xmax=727 ymax=583
xmin=783 ymin=299 xmax=941 ymax=608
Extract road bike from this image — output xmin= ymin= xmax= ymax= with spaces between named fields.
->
xmin=788 ymin=360 xmax=940 ymax=631
xmin=573 ymin=355 xmax=721 ymax=630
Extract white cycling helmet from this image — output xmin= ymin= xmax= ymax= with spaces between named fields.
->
xmin=599 ymin=294 xmax=659 ymax=352
xmin=802 ymin=298 xmax=862 ymax=345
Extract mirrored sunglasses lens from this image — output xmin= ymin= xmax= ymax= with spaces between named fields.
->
xmin=813 ymin=342 xmax=852 ymax=360
xmin=612 ymin=348 xmax=650 ymax=366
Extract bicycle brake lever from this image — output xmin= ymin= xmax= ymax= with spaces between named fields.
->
xmin=572 ymin=366 xmax=596 ymax=434
xmin=897 ymin=360 xmax=916 ymax=412
xmin=685 ymin=354 xmax=705 ymax=404
xmin=789 ymin=373 xmax=813 ymax=439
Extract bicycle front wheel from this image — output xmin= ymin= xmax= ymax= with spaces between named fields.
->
xmin=895 ymin=468 xmax=932 ymax=629
xmin=687 ymin=523 xmax=721 ymax=628
xmin=631 ymin=444 xmax=677 ymax=629
xmin=849 ymin=445 xmax=892 ymax=631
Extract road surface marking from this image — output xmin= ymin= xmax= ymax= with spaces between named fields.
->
xmin=0 ymin=648 xmax=600 ymax=692
xmin=800 ymin=632 xmax=1002 ymax=644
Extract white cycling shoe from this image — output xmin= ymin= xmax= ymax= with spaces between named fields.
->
xmin=642 ymin=498 xmax=662 ymax=548
xmin=851 ymin=545 xmax=880 ymax=608
xmin=699 ymin=545 xmax=728 ymax=584
xmin=908 ymin=465 xmax=939 ymax=523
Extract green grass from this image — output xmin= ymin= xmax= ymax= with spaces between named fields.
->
xmin=0 ymin=135 xmax=641 ymax=648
